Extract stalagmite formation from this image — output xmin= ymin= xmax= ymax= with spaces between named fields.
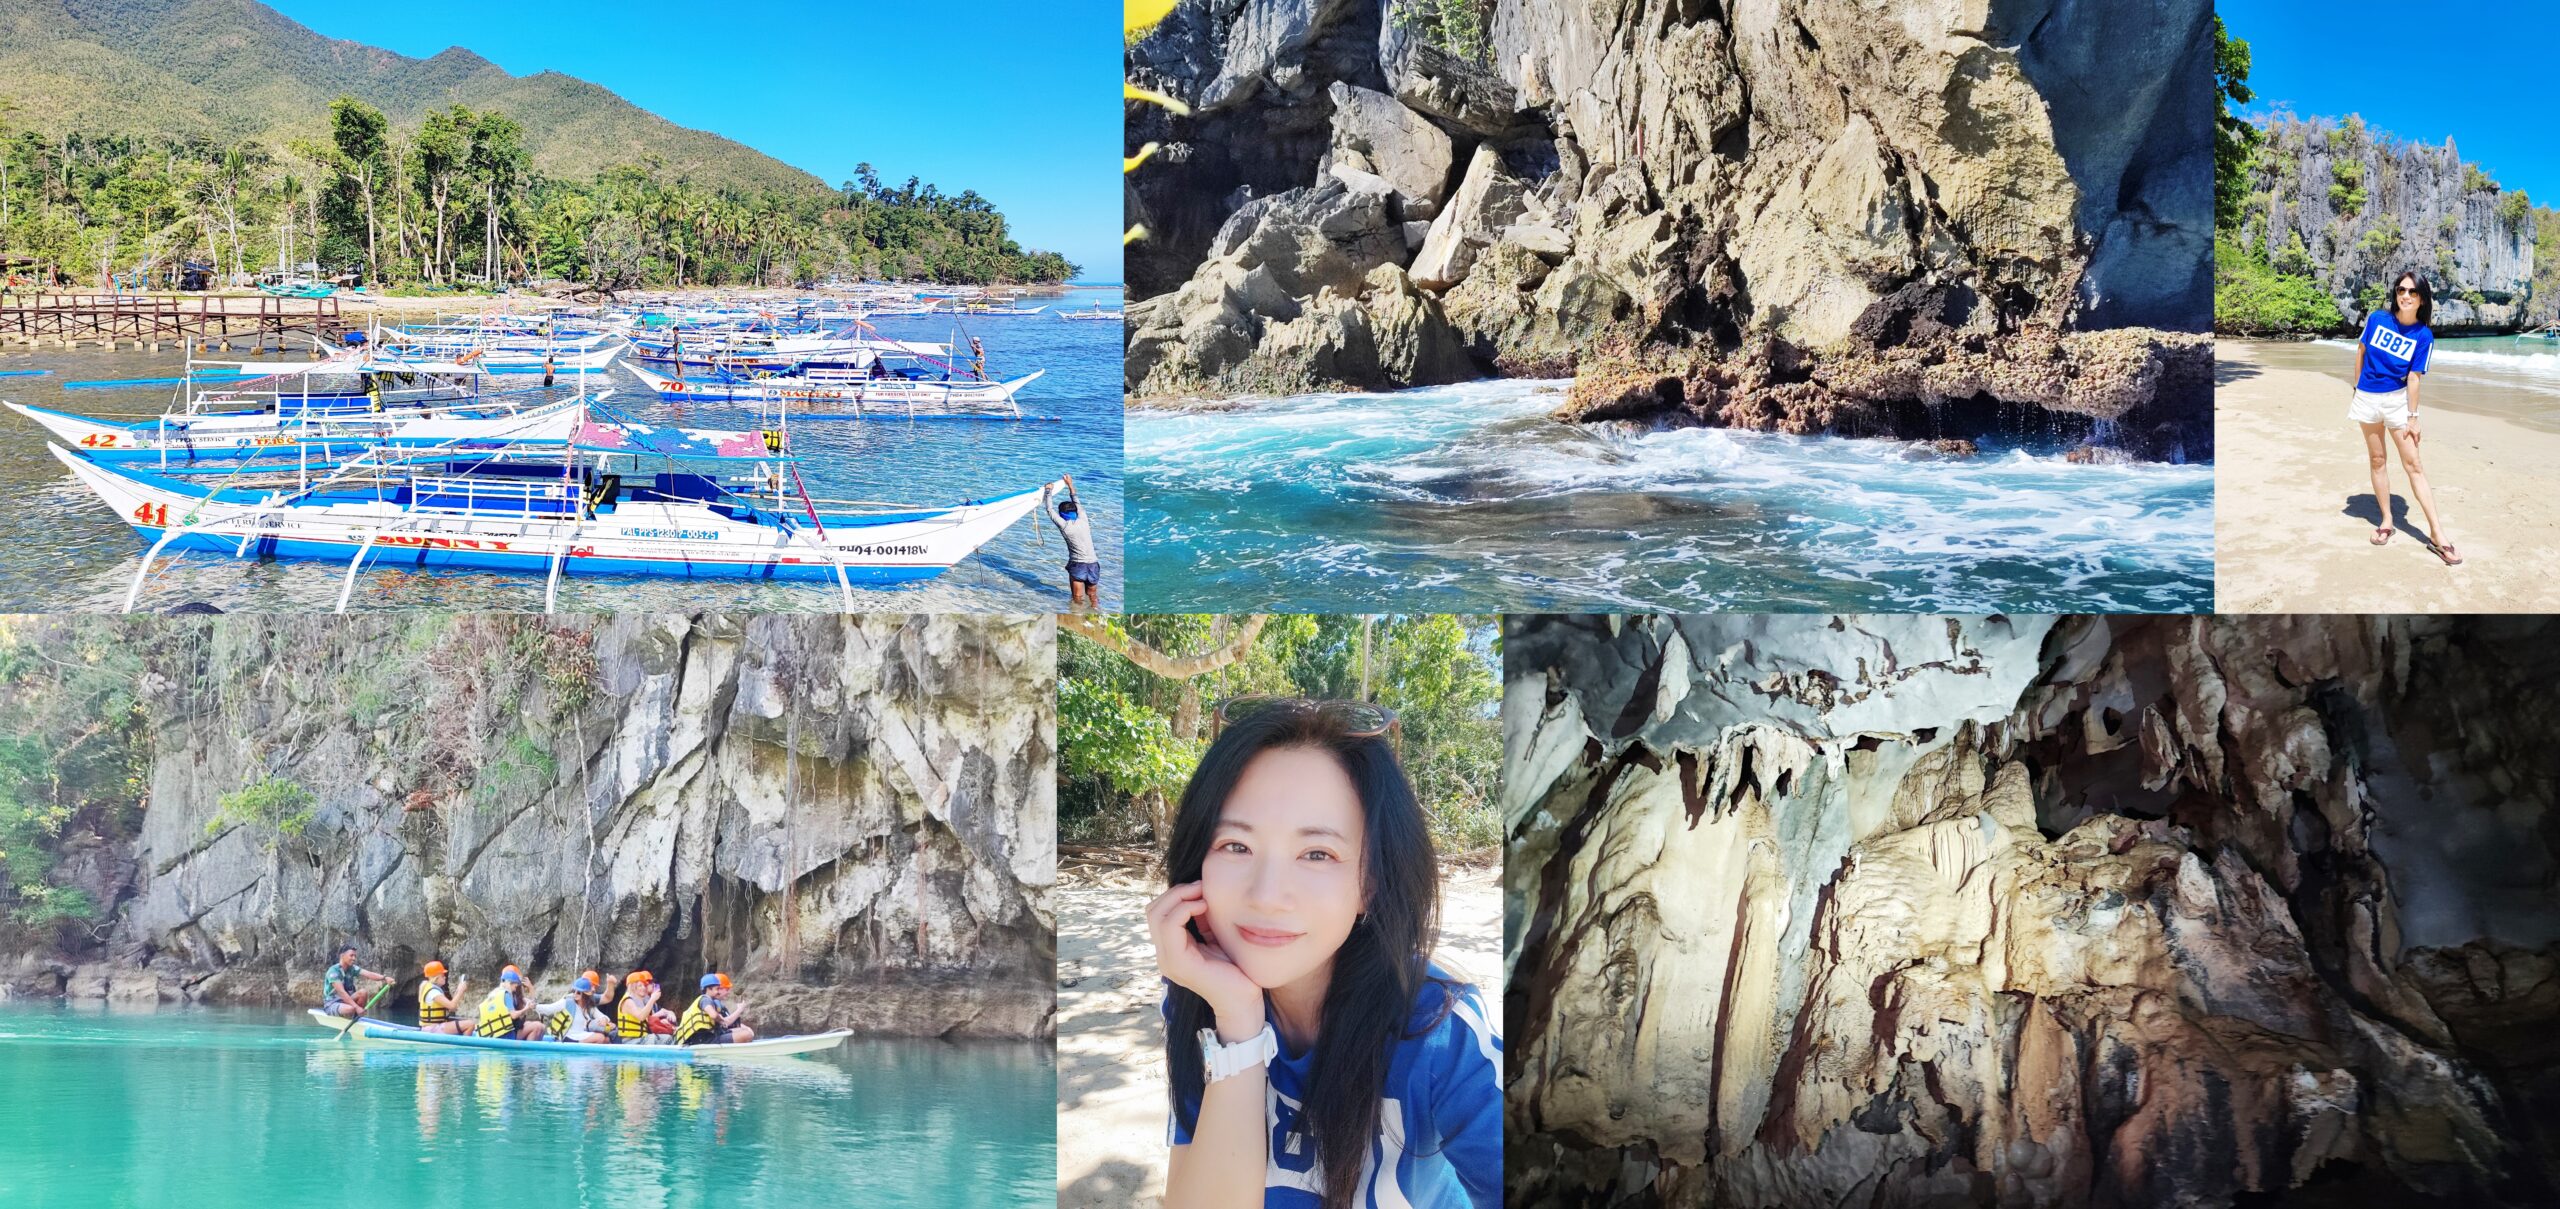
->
xmin=1506 ymin=615 xmax=2560 ymax=1207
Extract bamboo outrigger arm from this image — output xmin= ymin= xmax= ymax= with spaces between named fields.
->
xmin=120 ymin=488 xmax=311 ymax=613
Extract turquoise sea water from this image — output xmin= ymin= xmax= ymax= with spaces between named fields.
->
xmin=1125 ymin=379 xmax=2214 ymax=612
xmin=0 ymin=285 xmax=1122 ymax=611
xmin=0 ymin=1002 xmax=1054 ymax=1209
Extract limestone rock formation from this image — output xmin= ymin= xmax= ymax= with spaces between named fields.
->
xmin=1124 ymin=174 xmax=1477 ymax=396
xmin=1506 ymin=614 xmax=2560 ymax=1207
xmin=5 ymin=615 xmax=1057 ymax=1039
xmin=1325 ymin=81 xmax=1455 ymax=218
xmin=1127 ymin=0 xmax=2214 ymax=449
xmin=2237 ymin=116 xmax=2539 ymax=331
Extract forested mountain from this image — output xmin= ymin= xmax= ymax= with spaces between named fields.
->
xmin=0 ymin=0 xmax=1076 ymax=286
xmin=0 ymin=0 xmax=817 ymax=191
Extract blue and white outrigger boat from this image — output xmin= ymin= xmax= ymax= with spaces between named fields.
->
xmin=8 ymin=351 xmax=582 ymax=467
xmin=49 ymin=400 xmax=1061 ymax=613
xmin=10 ymin=395 xmax=591 ymax=469
xmin=377 ymin=320 xmax=626 ymax=374
xmin=624 ymin=360 xmax=1043 ymax=419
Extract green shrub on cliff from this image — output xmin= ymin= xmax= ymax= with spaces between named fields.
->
xmin=2274 ymin=230 xmax=2318 ymax=277
xmin=0 ymin=620 xmax=156 ymax=942
xmin=2356 ymin=218 xmax=2400 ymax=260
xmin=2465 ymin=165 xmax=2497 ymax=193
xmin=1392 ymin=0 xmax=1493 ymax=64
xmin=2329 ymin=161 xmax=2366 ymax=217
xmin=207 ymin=777 xmax=316 ymax=845
xmin=2216 ymin=236 xmax=2346 ymax=335
xmin=2500 ymin=191 xmax=2533 ymax=228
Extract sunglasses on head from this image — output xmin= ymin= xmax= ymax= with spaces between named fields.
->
xmin=1211 ymin=696 xmax=1400 ymax=744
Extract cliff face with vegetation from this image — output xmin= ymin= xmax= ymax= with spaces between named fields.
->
xmin=0 ymin=615 xmax=1055 ymax=1039
xmin=1504 ymin=614 xmax=2560 ymax=1207
xmin=2233 ymin=116 xmax=2543 ymax=331
xmin=1126 ymin=0 xmax=2214 ymax=458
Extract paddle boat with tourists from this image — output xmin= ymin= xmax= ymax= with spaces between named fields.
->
xmin=304 ymin=1010 xmax=851 ymax=1061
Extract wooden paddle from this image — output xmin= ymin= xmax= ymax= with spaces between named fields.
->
xmin=340 ymin=978 xmax=392 ymax=1044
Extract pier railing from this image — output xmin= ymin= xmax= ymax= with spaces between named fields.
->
xmin=0 ymin=292 xmax=351 ymax=351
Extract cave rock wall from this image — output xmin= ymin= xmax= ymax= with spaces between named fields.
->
xmin=1505 ymin=614 xmax=2560 ymax=1207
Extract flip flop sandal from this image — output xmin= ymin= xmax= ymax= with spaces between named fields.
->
xmin=2370 ymin=526 xmax=2393 ymax=545
xmin=2434 ymin=543 xmax=2464 ymax=566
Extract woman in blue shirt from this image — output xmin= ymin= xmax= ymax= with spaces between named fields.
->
xmin=2349 ymin=270 xmax=2460 ymax=564
xmin=1148 ymin=698 xmax=1501 ymax=1209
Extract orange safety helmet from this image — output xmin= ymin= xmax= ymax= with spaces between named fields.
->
xmin=581 ymin=968 xmax=603 ymax=988
xmin=423 ymin=961 xmax=447 ymax=978
xmin=628 ymin=970 xmax=653 ymax=985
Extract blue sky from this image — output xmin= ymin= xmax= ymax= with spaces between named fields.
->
xmin=2222 ymin=1 xmax=2560 ymax=204
xmin=267 ymin=0 xmax=1121 ymax=280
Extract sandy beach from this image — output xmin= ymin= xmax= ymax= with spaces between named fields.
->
xmin=2215 ymin=339 xmax=2560 ymax=611
xmin=1055 ymin=861 xmax=1503 ymax=1208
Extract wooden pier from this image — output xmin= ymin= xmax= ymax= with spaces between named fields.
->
xmin=0 ymin=293 xmax=358 ymax=352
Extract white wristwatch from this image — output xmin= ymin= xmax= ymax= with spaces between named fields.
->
xmin=1198 ymin=1024 xmax=1277 ymax=1084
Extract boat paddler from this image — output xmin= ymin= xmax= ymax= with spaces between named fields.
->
xmin=675 ymin=972 xmax=755 ymax=1045
xmin=538 ymin=973 xmax=618 ymax=1045
xmin=474 ymin=965 xmax=547 ymax=1040
xmin=416 ymin=961 xmax=468 ymax=1034
xmin=321 ymin=945 xmax=394 ymax=1019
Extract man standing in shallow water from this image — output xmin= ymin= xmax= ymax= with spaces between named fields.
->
xmin=1044 ymin=476 xmax=1100 ymax=608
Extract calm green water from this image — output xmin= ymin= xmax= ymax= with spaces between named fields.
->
xmin=0 ymin=1002 xmax=1053 ymax=1208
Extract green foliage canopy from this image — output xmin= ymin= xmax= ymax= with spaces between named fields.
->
xmin=0 ymin=99 xmax=1077 ymax=290
xmin=1060 ymin=616 xmax=1502 ymax=854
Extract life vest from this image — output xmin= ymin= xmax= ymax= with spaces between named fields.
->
xmin=616 ymin=996 xmax=651 ymax=1039
xmin=675 ymin=995 xmax=721 ymax=1044
xmin=549 ymin=997 xmax=607 ymax=1039
xmin=418 ymin=980 xmax=453 ymax=1025
xmin=475 ymin=986 xmax=524 ymax=1038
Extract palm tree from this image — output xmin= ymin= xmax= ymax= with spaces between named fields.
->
xmin=277 ymin=172 xmax=303 ymax=275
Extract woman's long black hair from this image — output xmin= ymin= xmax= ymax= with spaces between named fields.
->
xmin=2391 ymin=269 xmax=2434 ymax=326
xmin=1164 ymin=702 xmax=1442 ymax=1209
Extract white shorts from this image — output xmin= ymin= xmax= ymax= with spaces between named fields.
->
xmin=2350 ymin=388 xmax=2410 ymax=429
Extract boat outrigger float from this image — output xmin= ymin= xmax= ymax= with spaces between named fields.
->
xmin=306 ymin=1009 xmax=850 ymax=1061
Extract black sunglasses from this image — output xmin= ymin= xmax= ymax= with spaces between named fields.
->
xmin=1212 ymin=696 xmax=1400 ymax=744
xmin=2396 ymin=285 xmax=2421 ymax=295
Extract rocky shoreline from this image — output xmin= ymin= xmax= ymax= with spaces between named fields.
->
xmin=1126 ymin=0 xmax=2215 ymax=458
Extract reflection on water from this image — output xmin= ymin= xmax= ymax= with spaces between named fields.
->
xmin=0 ymin=1002 xmax=1054 ymax=1208
xmin=1126 ymin=379 xmax=2213 ymax=612
xmin=0 ymin=291 xmax=1123 ymax=611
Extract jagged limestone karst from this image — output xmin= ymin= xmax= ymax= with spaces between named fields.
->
xmin=2235 ymin=116 xmax=2542 ymax=331
xmin=1505 ymin=614 xmax=2560 ymax=1207
xmin=1126 ymin=0 xmax=2213 ymax=456
xmin=3 ymin=614 xmax=1056 ymax=1039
